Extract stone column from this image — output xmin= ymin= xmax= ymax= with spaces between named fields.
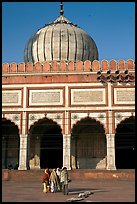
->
xmin=18 ymin=134 xmax=28 ymax=170
xmin=63 ymin=134 xmax=71 ymax=170
xmin=106 ymin=134 xmax=116 ymax=170
xmin=18 ymin=87 xmax=28 ymax=170
xmin=106 ymin=83 xmax=116 ymax=170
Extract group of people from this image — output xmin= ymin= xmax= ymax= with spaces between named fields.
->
xmin=42 ymin=167 xmax=70 ymax=195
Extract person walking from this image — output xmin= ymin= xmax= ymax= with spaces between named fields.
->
xmin=60 ymin=167 xmax=69 ymax=195
xmin=42 ymin=168 xmax=51 ymax=193
xmin=49 ymin=169 xmax=58 ymax=193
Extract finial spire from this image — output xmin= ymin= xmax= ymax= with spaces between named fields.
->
xmin=60 ymin=1 xmax=64 ymax=15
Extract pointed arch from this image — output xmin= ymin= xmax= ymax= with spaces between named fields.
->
xmin=71 ymin=116 xmax=107 ymax=169
xmin=2 ymin=118 xmax=20 ymax=169
xmin=115 ymin=116 xmax=135 ymax=169
xmin=28 ymin=117 xmax=63 ymax=169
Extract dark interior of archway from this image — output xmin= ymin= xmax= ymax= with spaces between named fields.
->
xmin=40 ymin=126 xmax=63 ymax=169
xmin=71 ymin=117 xmax=106 ymax=168
xmin=30 ymin=118 xmax=63 ymax=169
xmin=2 ymin=119 xmax=20 ymax=169
xmin=72 ymin=117 xmax=106 ymax=135
xmin=115 ymin=116 xmax=135 ymax=169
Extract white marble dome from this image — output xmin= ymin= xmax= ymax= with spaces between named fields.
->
xmin=24 ymin=14 xmax=98 ymax=63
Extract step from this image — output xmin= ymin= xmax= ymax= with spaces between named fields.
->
xmin=2 ymin=169 xmax=135 ymax=181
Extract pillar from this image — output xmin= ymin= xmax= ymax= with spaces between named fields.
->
xmin=18 ymin=87 xmax=28 ymax=170
xmin=106 ymin=133 xmax=116 ymax=170
xmin=18 ymin=134 xmax=28 ymax=170
xmin=106 ymin=83 xmax=116 ymax=170
xmin=63 ymin=134 xmax=71 ymax=170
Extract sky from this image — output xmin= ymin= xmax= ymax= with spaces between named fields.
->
xmin=2 ymin=2 xmax=135 ymax=64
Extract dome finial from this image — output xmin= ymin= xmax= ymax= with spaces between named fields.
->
xmin=60 ymin=1 xmax=64 ymax=16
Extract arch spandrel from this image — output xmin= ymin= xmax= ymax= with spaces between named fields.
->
xmin=2 ymin=117 xmax=20 ymax=133
xmin=71 ymin=116 xmax=106 ymax=134
xmin=89 ymin=112 xmax=106 ymax=130
xmin=28 ymin=115 xmax=63 ymax=135
xmin=114 ymin=112 xmax=135 ymax=130
xmin=71 ymin=112 xmax=106 ymax=132
xmin=2 ymin=114 xmax=21 ymax=133
xmin=116 ymin=115 xmax=135 ymax=128
xmin=28 ymin=113 xmax=45 ymax=131
xmin=71 ymin=113 xmax=87 ymax=129
xmin=28 ymin=113 xmax=63 ymax=134
xmin=45 ymin=113 xmax=63 ymax=130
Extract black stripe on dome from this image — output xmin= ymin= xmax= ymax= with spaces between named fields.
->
xmin=51 ymin=28 xmax=54 ymax=61
xmin=59 ymin=27 xmax=61 ymax=61
xmin=31 ymin=34 xmax=37 ymax=63
xmin=37 ymin=32 xmax=40 ymax=62
xmin=87 ymin=38 xmax=91 ymax=60
xmin=25 ymin=42 xmax=29 ymax=63
xmin=31 ymin=35 xmax=34 ymax=62
xmin=31 ymin=43 xmax=34 ymax=63
xmin=81 ymin=33 xmax=84 ymax=62
xmin=43 ymin=27 xmax=48 ymax=61
xmin=67 ymin=28 xmax=69 ymax=61
xmin=28 ymin=36 xmax=34 ymax=62
xmin=73 ymin=29 xmax=77 ymax=62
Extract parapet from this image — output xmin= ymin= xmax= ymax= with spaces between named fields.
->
xmin=2 ymin=59 xmax=135 ymax=74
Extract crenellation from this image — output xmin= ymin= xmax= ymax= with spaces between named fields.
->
xmin=118 ymin=59 xmax=125 ymax=71
xmin=109 ymin=60 xmax=117 ymax=71
xmin=68 ymin=61 xmax=75 ymax=71
xmin=75 ymin=61 xmax=83 ymax=72
xmin=52 ymin=61 xmax=58 ymax=72
xmin=84 ymin=60 xmax=91 ymax=71
xmin=18 ymin=62 xmax=25 ymax=72
xmin=92 ymin=60 xmax=100 ymax=72
xmin=2 ymin=59 xmax=135 ymax=75
xmin=26 ymin=61 xmax=33 ymax=72
xmin=43 ymin=61 xmax=51 ymax=72
xmin=126 ymin=59 xmax=134 ymax=70
xmin=101 ymin=60 xmax=109 ymax=71
xmin=60 ymin=60 xmax=67 ymax=72
xmin=34 ymin=62 xmax=43 ymax=72
xmin=10 ymin=62 xmax=17 ymax=73
xmin=2 ymin=62 xmax=9 ymax=73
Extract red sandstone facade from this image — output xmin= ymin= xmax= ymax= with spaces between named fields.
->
xmin=2 ymin=59 xmax=135 ymax=170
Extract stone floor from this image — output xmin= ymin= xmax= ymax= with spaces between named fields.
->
xmin=2 ymin=178 xmax=135 ymax=202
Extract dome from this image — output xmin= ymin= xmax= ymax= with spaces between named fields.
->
xmin=24 ymin=14 xmax=98 ymax=64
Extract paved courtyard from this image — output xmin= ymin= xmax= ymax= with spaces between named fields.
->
xmin=2 ymin=178 xmax=135 ymax=202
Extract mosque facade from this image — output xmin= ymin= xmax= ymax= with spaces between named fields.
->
xmin=2 ymin=3 xmax=135 ymax=170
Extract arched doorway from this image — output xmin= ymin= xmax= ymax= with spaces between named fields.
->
xmin=71 ymin=117 xmax=107 ymax=169
xmin=115 ymin=116 xmax=135 ymax=169
xmin=29 ymin=117 xmax=63 ymax=169
xmin=2 ymin=118 xmax=20 ymax=169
